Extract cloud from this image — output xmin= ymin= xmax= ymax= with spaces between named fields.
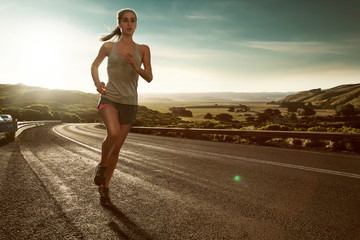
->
xmin=184 ymin=8 xmax=225 ymax=21
xmin=241 ymin=41 xmax=342 ymax=54
xmin=185 ymin=14 xmax=224 ymax=21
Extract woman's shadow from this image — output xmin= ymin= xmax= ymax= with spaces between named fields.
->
xmin=104 ymin=203 xmax=154 ymax=240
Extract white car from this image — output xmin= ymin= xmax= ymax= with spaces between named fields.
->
xmin=0 ymin=115 xmax=13 ymax=122
xmin=0 ymin=117 xmax=3 ymax=123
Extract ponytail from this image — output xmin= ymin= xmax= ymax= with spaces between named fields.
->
xmin=100 ymin=27 xmax=121 ymax=42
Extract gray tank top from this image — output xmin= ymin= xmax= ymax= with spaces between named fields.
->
xmin=104 ymin=41 xmax=142 ymax=105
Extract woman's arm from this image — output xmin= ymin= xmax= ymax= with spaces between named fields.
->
xmin=91 ymin=42 xmax=112 ymax=94
xmin=125 ymin=44 xmax=153 ymax=83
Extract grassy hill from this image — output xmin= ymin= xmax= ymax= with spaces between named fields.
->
xmin=0 ymin=84 xmax=99 ymax=122
xmin=278 ymin=83 xmax=360 ymax=108
xmin=0 ymin=84 xmax=180 ymax=124
xmin=0 ymin=83 xmax=99 ymax=107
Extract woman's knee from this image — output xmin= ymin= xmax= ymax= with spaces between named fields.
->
xmin=106 ymin=131 xmax=119 ymax=142
xmin=106 ymin=132 xmax=125 ymax=147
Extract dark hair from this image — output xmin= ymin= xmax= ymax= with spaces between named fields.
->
xmin=100 ymin=8 xmax=138 ymax=41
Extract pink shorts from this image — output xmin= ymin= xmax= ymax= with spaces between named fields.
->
xmin=98 ymin=104 xmax=109 ymax=111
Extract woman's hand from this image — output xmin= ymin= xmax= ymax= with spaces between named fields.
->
xmin=124 ymin=53 xmax=139 ymax=70
xmin=96 ymin=81 xmax=107 ymax=95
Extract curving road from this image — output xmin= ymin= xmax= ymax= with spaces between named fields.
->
xmin=1 ymin=123 xmax=360 ymax=239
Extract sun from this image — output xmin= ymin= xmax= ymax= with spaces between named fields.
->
xmin=11 ymin=18 xmax=103 ymax=93
xmin=19 ymin=27 xmax=65 ymax=89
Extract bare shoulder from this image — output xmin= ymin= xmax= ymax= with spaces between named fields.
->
xmin=100 ymin=41 xmax=114 ymax=55
xmin=139 ymin=44 xmax=150 ymax=53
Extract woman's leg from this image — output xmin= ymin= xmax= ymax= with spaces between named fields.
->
xmin=99 ymin=105 xmax=132 ymax=188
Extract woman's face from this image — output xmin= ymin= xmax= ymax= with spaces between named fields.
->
xmin=119 ymin=12 xmax=137 ymax=35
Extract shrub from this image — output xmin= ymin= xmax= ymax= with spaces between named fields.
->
xmin=332 ymin=141 xmax=347 ymax=152
xmin=62 ymin=113 xmax=81 ymax=123
xmin=228 ymin=107 xmax=235 ymax=112
xmin=338 ymin=126 xmax=360 ymax=133
xmin=336 ymin=104 xmax=357 ymax=117
xmin=214 ymin=113 xmax=233 ymax=122
xmin=204 ymin=113 xmax=213 ymax=119
xmin=307 ymin=126 xmax=328 ymax=132
xmin=169 ymin=107 xmax=193 ymax=117
xmin=22 ymin=109 xmax=42 ymax=121
xmin=135 ymin=106 xmax=181 ymax=126
xmin=260 ymin=124 xmax=290 ymax=131
xmin=300 ymin=107 xmax=316 ymax=116
xmin=304 ymin=139 xmax=326 ymax=148
xmin=291 ymin=138 xmax=303 ymax=146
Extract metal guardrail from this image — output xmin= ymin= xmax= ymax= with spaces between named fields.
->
xmin=17 ymin=120 xmax=62 ymax=130
xmin=0 ymin=120 xmax=62 ymax=142
xmin=130 ymin=126 xmax=360 ymax=143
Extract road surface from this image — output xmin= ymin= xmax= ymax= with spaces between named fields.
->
xmin=1 ymin=123 xmax=360 ymax=239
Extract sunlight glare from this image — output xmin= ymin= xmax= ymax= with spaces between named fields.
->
xmin=19 ymin=23 xmax=66 ymax=89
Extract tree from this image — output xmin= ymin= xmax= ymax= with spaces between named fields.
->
xmin=169 ymin=107 xmax=193 ymax=117
xmin=204 ymin=113 xmax=213 ymax=119
xmin=245 ymin=116 xmax=255 ymax=122
xmin=25 ymin=104 xmax=54 ymax=120
xmin=264 ymin=109 xmax=281 ymax=117
xmin=228 ymin=107 xmax=235 ymax=112
xmin=62 ymin=113 xmax=81 ymax=123
xmin=272 ymin=109 xmax=281 ymax=116
xmin=22 ymin=109 xmax=42 ymax=120
xmin=26 ymin=104 xmax=50 ymax=112
xmin=256 ymin=112 xmax=270 ymax=123
xmin=214 ymin=113 xmax=233 ymax=122
xmin=289 ymin=113 xmax=298 ymax=122
xmin=336 ymin=104 xmax=357 ymax=117
xmin=53 ymin=111 xmax=63 ymax=120
xmin=287 ymin=105 xmax=298 ymax=113
xmin=301 ymin=107 xmax=316 ymax=116
xmin=238 ymin=104 xmax=250 ymax=111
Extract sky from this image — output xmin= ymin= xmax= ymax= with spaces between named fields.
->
xmin=0 ymin=0 xmax=359 ymax=94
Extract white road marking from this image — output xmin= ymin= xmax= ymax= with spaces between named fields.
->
xmin=20 ymin=145 xmax=80 ymax=211
xmin=53 ymin=126 xmax=360 ymax=179
xmin=53 ymin=126 xmax=101 ymax=153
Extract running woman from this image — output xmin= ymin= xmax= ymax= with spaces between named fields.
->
xmin=91 ymin=8 xmax=153 ymax=206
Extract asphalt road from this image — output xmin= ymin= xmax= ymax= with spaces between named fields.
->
xmin=1 ymin=123 xmax=360 ymax=240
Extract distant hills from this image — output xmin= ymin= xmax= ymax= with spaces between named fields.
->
xmin=0 ymin=84 xmax=99 ymax=107
xmin=0 ymin=84 xmax=294 ymax=106
xmin=138 ymin=92 xmax=294 ymax=103
xmin=278 ymin=83 xmax=360 ymax=108
xmin=1 ymin=83 xmax=359 ymax=109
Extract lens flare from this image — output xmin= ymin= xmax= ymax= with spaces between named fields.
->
xmin=234 ymin=175 xmax=245 ymax=185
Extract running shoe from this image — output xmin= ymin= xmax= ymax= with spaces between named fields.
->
xmin=98 ymin=186 xmax=111 ymax=206
xmin=94 ymin=164 xmax=107 ymax=187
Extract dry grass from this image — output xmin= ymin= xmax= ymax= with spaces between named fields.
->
xmin=141 ymin=101 xmax=335 ymax=122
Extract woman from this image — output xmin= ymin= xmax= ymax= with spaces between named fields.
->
xmin=91 ymin=8 xmax=153 ymax=206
